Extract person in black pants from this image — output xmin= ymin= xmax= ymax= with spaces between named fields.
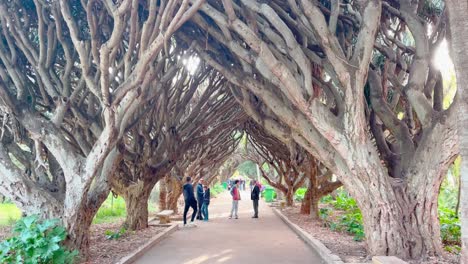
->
xmin=251 ymin=180 xmax=260 ymax=218
xmin=196 ymin=179 xmax=205 ymax=220
xmin=183 ymin=176 xmax=198 ymax=226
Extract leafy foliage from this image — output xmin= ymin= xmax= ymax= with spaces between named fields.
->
xmin=439 ymin=207 xmax=460 ymax=246
xmin=210 ymin=184 xmax=225 ymax=197
xmin=0 ymin=203 xmax=21 ymax=226
xmin=319 ymin=189 xmax=365 ymax=241
xmin=294 ymin=188 xmax=307 ymax=201
xmin=437 ymin=168 xmax=461 ymax=251
xmin=0 ymin=215 xmax=78 ymax=264
xmin=236 ymin=161 xmax=257 ymax=177
xmin=105 ymin=227 xmax=127 ymax=240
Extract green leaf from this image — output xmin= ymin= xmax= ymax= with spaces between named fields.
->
xmin=22 ymin=215 xmax=38 ymax=229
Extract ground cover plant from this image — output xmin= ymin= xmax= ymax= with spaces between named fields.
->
xmin=0 ymin=215 xmax=78 ymax=263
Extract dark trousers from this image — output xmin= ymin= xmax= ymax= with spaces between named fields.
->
xmin=183 ymin=199 xmax=198 ymax=225
xmin=197 ymin=198 xmax=204 ymax=220
xmin=253 ymin=199 xmax=259 ymax=217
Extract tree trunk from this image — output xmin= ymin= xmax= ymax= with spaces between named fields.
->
xmin=300 ymin=188 xmax=311 ymax=214
xmin=352 ymin=167 xmax=444 ymax=259
xmin=64 ymin=207 xmax=96 ymax=258
xmin=446 ymin=2 xmax=468 ymax=262
xmin=159 ymin=177 xmax=168 ymax=210
xmin=310 ymin=194 xmax=320 ymax=220
xmin=360 ymin=196 xmax=441 ymax=258
xmin=166 ymin=179 xmax=182 ymax=214
xmin=285 ymin=189 xmax=294 ymax=207
xmin=122 ymin=183 xmax=152 ymax=230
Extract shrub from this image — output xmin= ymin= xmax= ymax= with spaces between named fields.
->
xmin=339 ymin=212 xmax=365 ymax=241
xmin=318 ymin=189 xmax=365 ymax=241
xmin=319 ymin=208 xmax=331 ymax=220
xmin=320 ymin=194 xmax=333 ymax=204
xmin=105 ymin=227 xmax=127 ymax=240
xmin=439 ymin=207 xmax=460 ymax=246
xmin=210 ymin=184 xmax=225 ymax=196
xmin=0 ymin=215 xmax=78 ymax=264
xmin=294 ymin=188 xmax=307 ymax=201
xmin=332 ymin=191 xmax=358 ymax=211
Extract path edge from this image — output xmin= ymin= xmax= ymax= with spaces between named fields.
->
xmin=116 ymin=223 xmax=179 ymax=264
xmin=272 ymin=208 xmax=345 ymax=264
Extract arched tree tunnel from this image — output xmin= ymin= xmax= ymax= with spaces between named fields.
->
xmin=0 ymin=0 xmax=463 ymax=261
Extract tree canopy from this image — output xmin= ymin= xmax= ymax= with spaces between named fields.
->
xmin=0 ymin=0 xmax=465 ymax=261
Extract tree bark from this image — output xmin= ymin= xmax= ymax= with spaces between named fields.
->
xmin=285 ymin=189 xmax=294 ymax=207
xmin=310 ymin=195 xmax=320 ymax=220
xmin=166 ymin=178 xmax=183 ymax=214
xmin=300 ymin=188 xmax=311 ymax=214
xmin=122 ymin=182 xmax=153 ymax=230
xmin=349 ymin=149 xmax=450 ymax=259
xmin=446 ymin=1 xmax=468 ymax=262
xmin=299 ymin=189 xmax=319 ymax=219
xmin=159 ymin=178 xmax=168 ymax=211
xmin=63 ymin=206 xmax=96 ymax=258
xmin=111 ymin=168 xmax=166 ymax=231
xmin=359 ymin=193 xmax=441 ymax=258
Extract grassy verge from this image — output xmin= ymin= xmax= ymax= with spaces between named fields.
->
xmin=93 ymin=194 xmax=159 ymax=224
xmin=0 ymin=203 xmax=21 ymax=226
xmin=0 ymin=195 xmax=159 ymax=226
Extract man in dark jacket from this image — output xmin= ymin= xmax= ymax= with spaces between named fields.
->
xmin=196 ymin=179 xmax=205 ymax=220
xmin=251 ymin=180 xmax=260 ymax=218
xmin=183 ymin=176 xmax=198 ymax=226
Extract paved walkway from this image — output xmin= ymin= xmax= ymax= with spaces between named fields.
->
xmin=136 ymin=190 xmax=325 ymax=264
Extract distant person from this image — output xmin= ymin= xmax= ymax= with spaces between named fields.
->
xmin=251 ymin=180 xmax=260 ymax=218
xmin=201 ymin=185 xmax=211 ymax=221
xmin=229 ymin=180 xmax=241 ymax=219
xmin=196 ymin=179 xmax=205 ymax=220
xmin=182 ymin=177 xmax=198 ymax=227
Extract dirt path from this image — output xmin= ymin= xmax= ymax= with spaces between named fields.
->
xmin=135 ymin=190 xmax=325 ymax=264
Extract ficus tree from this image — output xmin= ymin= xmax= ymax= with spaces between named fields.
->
xmin=177 ymin=0 xmax=458 ymax=259
xmin=446 ymin=0 xmax=468 ymax=262
xmin=0 ymin=0 xmax=203 ymax=255
xmin=244 ymin=120 xmax=308 ymax=206
xmin=160 ymin=124 xmax=244 ymax=212
xmin=113 ymin=62 xmax=245 ymax=228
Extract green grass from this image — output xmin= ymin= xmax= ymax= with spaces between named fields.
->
xmin=93 ymin=194 xmax=159 ymax=224
xmin=93 ymin=195 xmax=127 ymax=224
xmin=0 ymin=203 xmax=21 ymax=226
xmin=0 ymin=195 xmax=159 ymax=226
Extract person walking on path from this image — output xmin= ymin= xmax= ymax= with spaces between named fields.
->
xmin=196 ymin=179 xmax=204 ymax=220
xmin=182 ymin=177 xmax=198 ymax=226
xmin=251 ymin=180 xmax=260 ymax=218
xmin=201 ymin=185 xmax=211 ymax=221
xmin=229 ymin=180 xmax=241 ymax=219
